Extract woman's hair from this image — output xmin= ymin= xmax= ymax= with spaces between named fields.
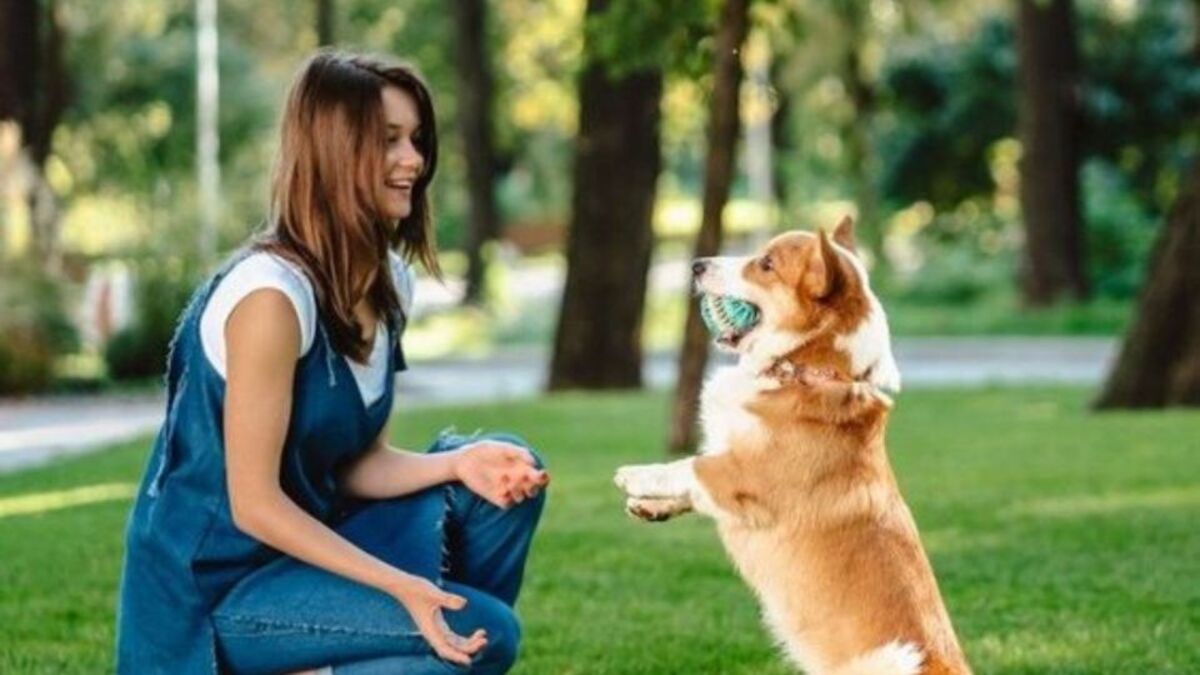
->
xmin=258 ymin=51 xmax=440 ymax=362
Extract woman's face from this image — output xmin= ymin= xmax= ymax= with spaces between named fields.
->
xmin=379 ymin=85 xmax=425 ymax=221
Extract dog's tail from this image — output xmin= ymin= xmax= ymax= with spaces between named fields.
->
xmin=829 ymin=641 xmax=924 ymax=675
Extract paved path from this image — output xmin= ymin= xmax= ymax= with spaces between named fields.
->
xmin=0 ymin=337 xmax=1116 ymax=474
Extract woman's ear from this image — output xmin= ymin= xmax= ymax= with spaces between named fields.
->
xmin=802 ymin=229 xmax=845 ymax=300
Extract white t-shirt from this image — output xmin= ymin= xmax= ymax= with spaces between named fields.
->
xmin=199 ymin=251 xmax=414 ymax=407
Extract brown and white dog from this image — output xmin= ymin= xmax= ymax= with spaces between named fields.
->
xmin=614 ymin=218 xmax=970 ymax=675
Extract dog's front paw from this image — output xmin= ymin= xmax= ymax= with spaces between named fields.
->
xmin=626 ymin=496 xmax=690 ymax=522
xmin=614 ymin=464 xmax=657 ymax=497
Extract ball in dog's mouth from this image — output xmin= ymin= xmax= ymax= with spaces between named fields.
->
xmin=700 ymin=294 xmax=761 ymax=349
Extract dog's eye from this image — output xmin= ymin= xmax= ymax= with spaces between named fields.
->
xmin=758 ymin=256 xmax=774 ymax=273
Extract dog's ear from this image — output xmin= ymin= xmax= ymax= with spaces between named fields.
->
xmin=802 ymin=229 xmax=844 ymax=300
xmin=832 ymin=215 xmax=856 ymax=252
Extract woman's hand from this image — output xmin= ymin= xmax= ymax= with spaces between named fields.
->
xmin=454 ymin=441 xmax=549 ymax=509
xmin=388 ymin=574 xmax=487 ymax=666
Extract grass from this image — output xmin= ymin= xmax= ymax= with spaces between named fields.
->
xmin=2 ymin=387 xmax=1198 ymax=673
xmin=882 ymin=294 xmax=1132 ymax=337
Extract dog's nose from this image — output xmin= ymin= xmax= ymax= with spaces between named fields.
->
xmin=692 ymin=260 xmax=709 ymax=278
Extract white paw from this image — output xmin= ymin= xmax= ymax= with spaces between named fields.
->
xmin=614 ymin=464 xmax=678 ymax=499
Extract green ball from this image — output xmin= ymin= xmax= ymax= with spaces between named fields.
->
xmin=700 ymin=294 xmax=761 ymax=337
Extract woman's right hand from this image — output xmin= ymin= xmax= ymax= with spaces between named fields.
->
xmin=389 ymin=573 xmax=487 ymax=665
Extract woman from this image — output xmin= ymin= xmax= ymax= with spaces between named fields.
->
xmin=116 ymin=52 xmax=549 ymax=675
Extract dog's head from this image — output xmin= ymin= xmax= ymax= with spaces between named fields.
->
xmin=693 ymin=216 xmax=901 ymax=393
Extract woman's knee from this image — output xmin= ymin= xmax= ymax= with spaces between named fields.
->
xmin=473 ymin=614 xmax=520 ymax=674
xmin=430 ymin=430 xmax=543 ymax=466
xmin=447 ymin=587 xmax=521 ymax=674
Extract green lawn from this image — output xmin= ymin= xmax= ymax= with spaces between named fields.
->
xmin=2 ymin=388 xmax=1198 ymax=673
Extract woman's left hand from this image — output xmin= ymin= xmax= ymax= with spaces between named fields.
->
xmin=453 ymin=441 xmax=549 ymax=509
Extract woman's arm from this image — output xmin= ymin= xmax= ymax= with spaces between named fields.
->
xmin=340 ymin=431 xmax=548 ymax=507
xmin=223 ymin=290 xmax=485 ymax=665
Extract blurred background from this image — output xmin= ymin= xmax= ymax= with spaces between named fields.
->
xmin=0 ymin=0 xmax=1196 ymax=407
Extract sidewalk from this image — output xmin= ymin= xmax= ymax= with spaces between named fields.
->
xmin=0 ymin=336 xmax=1116 ymax=475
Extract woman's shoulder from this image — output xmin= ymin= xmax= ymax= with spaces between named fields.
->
xmin=227 ymin=251 xmax=314 ymax=296
xmin=199 ymin=251 xmax=319 ymax=373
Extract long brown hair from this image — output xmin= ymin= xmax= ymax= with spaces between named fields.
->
xmin=257 ymin=51 xmax=440 ymax=362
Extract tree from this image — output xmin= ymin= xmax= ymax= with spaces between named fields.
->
xmin=1095 ymin=162 xmax=1200 ymax=408
xmin=452 ymin=0 xmax=501 ymax=306
xmin=0 ymin=0 xmax=68 ymax=272
xmin=547 ymin=0 xmax=666 ymax=390
xmin=667 ymin=0 xmax=752 ymax=454
xmin=1016 ymin=0 xmax=1088 ymax=306
xmin=316 ymin=0 xmax=335 ymax=46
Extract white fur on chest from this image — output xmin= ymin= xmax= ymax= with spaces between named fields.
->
xmin=699 ymin=365 xmax=772 ymax=455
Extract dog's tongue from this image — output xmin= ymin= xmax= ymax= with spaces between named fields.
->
xmin=700 ymin=294 xmax=761 ymax=340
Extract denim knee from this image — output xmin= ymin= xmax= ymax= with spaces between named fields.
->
xmin=471 ymin=605 xmax=521 ymax=674
xmin=431 ymin=430 xmax=546 ymax=472
xmin=484 ymin=433 xmax=545 ymax=472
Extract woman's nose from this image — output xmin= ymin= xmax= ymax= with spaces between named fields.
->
xmin=402 ymin=151 xmax=423 ymax=172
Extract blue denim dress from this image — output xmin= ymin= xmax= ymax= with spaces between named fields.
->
xmin=115 ymin=253 xmax=437 ymax=674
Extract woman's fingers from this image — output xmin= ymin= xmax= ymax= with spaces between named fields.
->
xmin=418 ymin=612 xmax=472 ymax=665
xmin=438 ymin=590 xmax=467 ymax=611
xmin=424 ymin=609 xmax=486 ymax=665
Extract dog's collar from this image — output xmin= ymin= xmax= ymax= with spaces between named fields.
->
xmin=758 ymin=359 xmax=843 ymax=385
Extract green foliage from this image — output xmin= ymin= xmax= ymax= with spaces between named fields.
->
xmin=879 ymin=2 xmax=1200 ymax=215
xmin=1080 ymin=0 xmax=1200 ymax=216
xmin=1082 ymin=161 xmax=1160 ymax=299
xmin=59 ymin=2 xmax=275 ymax=204
xmin=880 ymin=16 xmax=1016 ymax=210
xmin=891 ymin=245 xmax=1013 ymax=307
xmin=103 ymin=257 xmax=198 ymax=381
xmin=2 ymin=389 xmax=1199 ymax=671
xmin=584 ymin=0 xmax=719 ymax=79
xmin=0 ymin=264 xmax=79 ymax=395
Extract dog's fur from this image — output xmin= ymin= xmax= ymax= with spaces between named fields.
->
xmin=614 ymin=219 xmax=970 ymax=674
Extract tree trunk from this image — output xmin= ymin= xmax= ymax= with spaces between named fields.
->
xmin=1095 ymin=163 xmax=1200 ymax=409
xmin=666 ymin=0 xmax=751 ymax=454
xmin=1016 ymin=0 xmax=1088 ymax=306
xmin=547 ymin=0 xmax=663 ymax=391
xmin=452 ymin=0 xmax=500 ymax=306
xmin=316 ymin=0 xmax=335 ymax=46
xmin=0 ymin=0 xmax=67 ymax=273
xmin=769 ymin=52 xmax=792 ymax=211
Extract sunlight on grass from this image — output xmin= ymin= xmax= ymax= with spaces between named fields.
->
xmin=1002 ymin=485 xmax=1200 ymax=518
xmin=0 ymin=482 xmax=136 ymax=519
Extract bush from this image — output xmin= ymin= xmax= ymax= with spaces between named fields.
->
xmin=0 ymin=263 xmax=79 ymax=395
xmin=891 ymin=246 xmax=1013 ymax=306
xmin=103 ymin=257 xmax=198 ymax=381
xmin=1083 ymin=161 xmax=1159 ymax=299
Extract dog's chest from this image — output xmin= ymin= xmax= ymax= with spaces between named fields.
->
xmin=699 ymin=366 xmax=769 ymax=455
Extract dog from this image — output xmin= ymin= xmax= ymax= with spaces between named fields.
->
xmin=614 ymin=218 xmax=970 ymax=674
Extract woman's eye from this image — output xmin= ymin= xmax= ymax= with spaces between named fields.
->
xmin=758 ymin=256 xmax=773 ymax=272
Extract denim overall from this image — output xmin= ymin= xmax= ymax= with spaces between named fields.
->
xmin=115 ymin=252 xmax=544 ymax=674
